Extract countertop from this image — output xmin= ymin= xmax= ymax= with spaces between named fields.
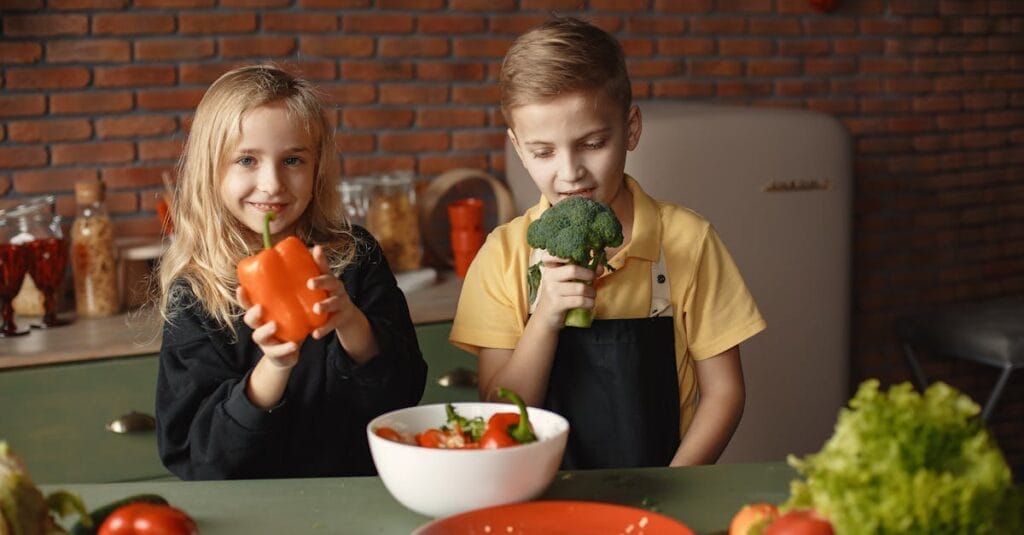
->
xmin=43 ymin=462 xmax=795 ymax=534
xmin=0 ymin=272 xmax=462 ymax=369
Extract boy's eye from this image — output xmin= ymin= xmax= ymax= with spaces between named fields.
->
xmin=582 ymin=140 xmax=606 ymax=150
xmin=531 ymin=149 xmax=553 ymax=159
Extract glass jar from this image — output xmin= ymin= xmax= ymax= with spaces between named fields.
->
xmin=363 ymin=172 xmax=423 ymax=272
xmin=71 ymin=179 xmax=120 ymax=317
xmin=5 ymin=196 xmax=70 ymax=326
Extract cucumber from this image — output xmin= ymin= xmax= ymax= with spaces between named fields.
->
xmin=70 ymin=493 xmax=168 ymax=535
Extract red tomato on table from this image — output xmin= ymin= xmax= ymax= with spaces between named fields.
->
xmin=764 ymin=510 xmax=834 ymax=535
xmin=98 ymin=502 xmax=198 ymax=535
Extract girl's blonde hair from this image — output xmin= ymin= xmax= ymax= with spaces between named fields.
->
xmin=499 ymin=16 xmax=632 ymax=127
xmin=158 ymin=64 xmax=352 ymax=336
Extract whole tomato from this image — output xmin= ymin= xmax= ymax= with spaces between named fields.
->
xmin=98 ymin=502 xmax=199 ymax=535
xmin=764 ymin=510 xmax=834 ymax=535
xmin=730 ymin=502 xmax=779 ymax=535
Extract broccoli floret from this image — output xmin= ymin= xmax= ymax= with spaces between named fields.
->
xmin=526 ymin=195 xmax=623 ymax=328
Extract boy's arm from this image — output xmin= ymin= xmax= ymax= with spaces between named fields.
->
xmin=669 ymin=346 xmax=745 ymax=467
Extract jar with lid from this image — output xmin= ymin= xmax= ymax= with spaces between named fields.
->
xmin=363 ymin=172 xmax=423 ymax=272
xmin=71 ymin=179 xmax=120 ymax=317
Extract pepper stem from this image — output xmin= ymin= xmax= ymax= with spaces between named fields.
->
xmin=262 ymin=212 xmax=276 ymax=250
xmin=497 ymin=387 xmax=537 ymax=444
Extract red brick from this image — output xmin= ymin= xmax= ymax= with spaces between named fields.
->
xmin=690 ymin=17 xmax=746 ymax=34
xmin=658 ymin=37 xmax=714 ymax=55
xmin=262 ymin=13 xmax=338 ymax=32
xmin=912 ymin=57 xmax=960 ymax=74
xmin=219 ymin=36 xmax=296 ymax=58
xmin=834 ymin=38 xmax=884 ymax=55
xmin=278 ymin=61 xmax=337 ymax=81
xmin=179 ymin=13 xmax=257 ymax=34
xmin=452 ymin=37 xmax=514 ymax=59
xmin=95 ymin=116 xmax=177 ymax=139
xmin=3 ymin=15 xmax=88 ymax=37
xmin=778 ymin=40 xmax=831 ymax=56
xmin=417 ymin=14 xmax=485 ymax=33
xmin=8 ymin=119 xmax=91 ymax=143
xmin=138 ymin=139 xmax=183 ymax=161
xmin=221 ymin=0 xmax=290 ymax=6
xmin=718 ymin=38 xmax=774 ymax=56
xmin=452 ymin=130 xmax=505 ymax=151
xmin=135 ymin=39 xmax=215 ymax=61
xmin=691 ymin=59 xmax=743 ymax=77
xmin=747 ymin=59 xmax=800 ymax=77
xmin=341 ymin=61 xmax=413 ymax=81
xmin=0 ymin=95 xmax=45 ymax=117
xmin=415 ymin=62 xmax=485 ymax=81
xmin=964 ymin=93 xmax=1009 ymax=110
xmin=986 ymin=110 xmax=1024 ymax=128
xmin=620 ymin=38 xmax=655 ymax=57
xmin=318 ymin=83 xmax=376 ymax=105
xmin=5 ymin=67 xmax=90 ymax=90
xmin=335 ymin=133 xmax=375 ymax=153
xmin=92 ymin=13 xmax=175 ymax=34
xmin=962 ymin=131 xmax=1006 ymax=149
xmin=0 ymin=176 xmax=9 ymax=197
xmin=137 ymin=89 xmax=207 ymax=111
xmin=748 ymin=18 xmax=800 ymax=35
xmin=95 ymin=65 xmax=177 ymax=87
xmin=452 ymin=85 xmax=500 ymax=104
xmin=804 ymin=58 xmax=857 ymax=75
xmin=487 ymin=14 xmax=549 ymax=34
xmin=964 ymin=55 xmax=1012 ymax=72
xmin=776 ymin=80 xmax=829 ymax=96
xmin=653 ymin=0 xmax=712 ymax=13
xmin=0 ymin=147 xmax=48 ymax=169
xmin=101 ymin=165 xmax=173 ymax=189
xmin=299 ymin=36 xmax=375 ymax=57
xmin=342 ymin=155 xmax=416 ymax=177
xmin=49 ymin=0 xmax=131 ymax=7
xmin=803 ymin=18 xmax=857 ymax=35
xmin=46 ymin=39 xmax=130 ymax=62
xmin=133 ymin=0 xmax=213 ymax=6
xmin=300 ymin=0 xmax=372 ymax=7
xmin=715 ymin=0 xmax=771 ymax=11
xmin=449 ymin=0 xmax=514 ymax=9
xmin=378 ymin=37 xmax=449 ymax=58
xmin=0 ymin=0 xmax=44 ymax=10
xmin=626 ymin=16 xmax=685 ymax=34
xmin=378 ymin=84 xmax=448 ymax=105
xmin=0 ymin=42 xmax=42 ymax=64
xmin=627 ymin=59 xmax=683 ymax=78
xmin=12 ymin=169 xmax=97 ymax=194
xmin=342 ymin=108 xmax=414 ymax=128
xmin=859 ymin=98 xmax=909 ymax=114
xmin=717 ymin=80 xmax=773 ymax=97
xmin=51 ymin=142 xmax=134 ymax=165
xmin=417 ymin=154 xmax=488 ymax=176
xmin=342 ymin=13 xmax=414 ymax=33
xmin=520 ymin=0 xmax=581 ymax=9
xmin=380 ymin=131 xmax=448 ymax=152
xmin=178 ymin=62 xmax=250 ymax=85
xmin=884 ymin=77 xmax=935 ymax=93
xmin=416 ymin=108 xmax=486 ymax=128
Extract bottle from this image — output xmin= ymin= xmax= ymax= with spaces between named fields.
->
xmin=71 ymin=179 xmax=120 ymax=317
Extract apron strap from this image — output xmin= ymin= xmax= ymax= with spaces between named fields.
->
xmin=528 ymin=248 xmax=673 ymax=317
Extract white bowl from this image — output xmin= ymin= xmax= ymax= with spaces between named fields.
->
xmin=367 ymin=402 xmax=569 ymax=518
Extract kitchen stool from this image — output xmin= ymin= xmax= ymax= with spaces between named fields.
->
xmin=896 ymin=298 xmax=1024 ymax=422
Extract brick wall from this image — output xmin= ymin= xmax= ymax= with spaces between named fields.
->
xmin=2 ymin=1 xmax=1022 ymax=472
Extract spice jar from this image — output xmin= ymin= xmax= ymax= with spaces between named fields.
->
xmin=364 ymin=173 xmax=423 ymax=272
xmin=71 ymin=179 xmax=120 ymax=317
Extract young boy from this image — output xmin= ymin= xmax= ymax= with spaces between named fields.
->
xmin=449 ymin=17 xmax=766 ymax=469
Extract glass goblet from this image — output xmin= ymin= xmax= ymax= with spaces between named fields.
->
xmin=0 ymin=218 xmax=30 ymax=337
xmin=27 ymin=214 xmax=70 ymax=328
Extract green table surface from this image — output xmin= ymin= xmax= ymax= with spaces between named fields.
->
xmin=43 ymin=462 xmax=794 ymax=534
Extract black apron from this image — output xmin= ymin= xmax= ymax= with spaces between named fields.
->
xmin=542 ymin=315 xmax=680 ymax=469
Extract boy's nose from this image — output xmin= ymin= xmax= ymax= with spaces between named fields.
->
xmin=559 ymin=154 xmax=583 ymax=182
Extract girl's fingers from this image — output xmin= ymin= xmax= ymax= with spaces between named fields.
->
xmin=236 ymin=285 xmax=252 ymax=309
xmin=311 ymin=244 xmax=330 ymax=274
xmin=243 ymin=304 xmax=263 ymax=329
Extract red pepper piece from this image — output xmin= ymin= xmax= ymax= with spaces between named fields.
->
xmin=97 ymin=502 xmax=198 ymax=535
xmin=236 ymin=212 xmax=328 ymax=344
xmin=479 ymin=387 xmax=538 ymax=449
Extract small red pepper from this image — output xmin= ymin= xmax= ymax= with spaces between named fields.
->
xmin=479 ymin=387 xmax=537 ymax=449
xmin=236 ymin=212 xmax=327 ymax=344
xmin=97 ymin=502 xmax=198 ymax=535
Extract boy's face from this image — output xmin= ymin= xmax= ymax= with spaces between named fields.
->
xmin=507 ymin=90 xmax=641 ymax=210
xmin=220 ymin=101 xmax=316 ymax=242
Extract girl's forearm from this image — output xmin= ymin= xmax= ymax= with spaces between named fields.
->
xmin=246 ymin=357 xmax=292 ymax=410
xmin=334 ymin=304 xmax=379 ymax=364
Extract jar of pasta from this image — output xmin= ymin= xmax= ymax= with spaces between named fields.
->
xmin=364 ymin=173 xmax=423 ymax=272
xmin=71 ymin=179 xmax=120 ymax=317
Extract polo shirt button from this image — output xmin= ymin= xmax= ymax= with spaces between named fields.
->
xmin=657 ymin=274 xmax=666 ymax=284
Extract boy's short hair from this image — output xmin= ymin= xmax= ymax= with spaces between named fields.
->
xmin=500 ymin=16 xmax=632 ymax=127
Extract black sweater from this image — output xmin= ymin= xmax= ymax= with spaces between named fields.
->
xmin=155 ymin=227 xmax=427 ymax=480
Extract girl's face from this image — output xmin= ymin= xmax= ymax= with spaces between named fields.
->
xmin=220 ymin=102 xmax=316 ymax=242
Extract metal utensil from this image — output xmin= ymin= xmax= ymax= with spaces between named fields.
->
xmin=106 ymin=411 xmax=156 ymax=434
xmin=436 ymin=367 xmax=478 ymax=388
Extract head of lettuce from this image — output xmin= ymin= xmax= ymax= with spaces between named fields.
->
xmin=783 ymin=379 xmax=1022 ymax=535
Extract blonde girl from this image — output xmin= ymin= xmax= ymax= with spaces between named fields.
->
xmin=156 ymin=65 xmax=426 ymax=480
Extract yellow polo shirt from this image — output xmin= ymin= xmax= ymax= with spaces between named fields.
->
xmin=449 ymin=175 xmax=766 ymax=438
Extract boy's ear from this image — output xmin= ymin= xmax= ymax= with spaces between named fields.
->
xmin=507 ymin=128 xmax=526 ymax=162
xmin=626 ymin=105 xmax=642 ymax=151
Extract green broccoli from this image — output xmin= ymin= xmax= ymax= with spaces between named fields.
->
xmin=526 ymin=195 xmax=623 ymax=328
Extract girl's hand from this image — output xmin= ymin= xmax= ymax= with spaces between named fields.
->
xmin=307 ymin=245 xmax=357 ymax=340
xmin=237 ymin=285 xmax=300 ymax=369
xmin=531 ymin=251 xmax=597 ymax=330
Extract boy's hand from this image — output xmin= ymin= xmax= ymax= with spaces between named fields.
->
xmin=532 ymin=251 xmax=597 ymax=330
xmin=307 ymin=245 xmax=357 ymax=340
xmin=237 ymin=285 xmax=300 ymax=369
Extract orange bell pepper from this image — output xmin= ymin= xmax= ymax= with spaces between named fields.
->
xmin=236 ymin=212 xmax=328 ymax=344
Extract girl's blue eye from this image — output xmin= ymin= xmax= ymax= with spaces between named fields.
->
xmin=284 ymin=156 xmax=303 ymax=166
xmin=237 ymin=156 xmax=256 ymax=166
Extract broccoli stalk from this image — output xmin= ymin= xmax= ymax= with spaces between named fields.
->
xmin=526 ymin=196 xmax=624 ymax=328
